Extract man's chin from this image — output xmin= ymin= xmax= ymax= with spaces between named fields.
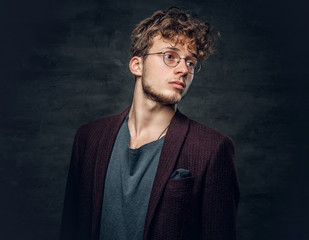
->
xmin=146 ymin=94 xmax=180 ymax=105
xmin=154 ymin=92 xmax=182 ymax=105
xmin=155 ymin=97 xmax=180 ymax=106
xmin=142 ymin=84 xmax=185 ymax=105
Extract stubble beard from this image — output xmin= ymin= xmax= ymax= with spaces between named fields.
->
xmin=141 ymin=77 xmax=183 ymax=106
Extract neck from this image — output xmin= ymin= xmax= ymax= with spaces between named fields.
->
xmin=128 ymin=81 xmax=177 ymax=148
xmin=129 ymin=100 xmax=176 ymax=132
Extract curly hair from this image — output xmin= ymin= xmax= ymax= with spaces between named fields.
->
xmin=130 ymin=7 xmax=218 ymax=61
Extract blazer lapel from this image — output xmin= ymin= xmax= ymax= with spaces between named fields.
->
xmin=91 ymin=107 xmax=130 ymax=239
xmin=143 ymin=110 xmax=190 ymax=239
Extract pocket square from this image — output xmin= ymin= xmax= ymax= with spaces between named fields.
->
xmin=170 ymin=168 xmax=192 ymax=179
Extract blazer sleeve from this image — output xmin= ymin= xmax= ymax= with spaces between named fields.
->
xmin=202 ymin=136 xmax=240 ymax=240
xmin=59 ymin=129 xmax=83 ymax=240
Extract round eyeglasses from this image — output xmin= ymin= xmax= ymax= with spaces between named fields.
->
xmin=144 ymin=51 xmax=201 ymax=74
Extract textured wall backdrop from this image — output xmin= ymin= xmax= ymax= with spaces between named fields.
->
xmin=1 ymin=0 xmax=308 ymax=239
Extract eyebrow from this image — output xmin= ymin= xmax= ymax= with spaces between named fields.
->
xmin=162 ymin=47 xmax=198 ymax=59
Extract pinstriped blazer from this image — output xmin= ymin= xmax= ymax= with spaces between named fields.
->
xmin=60 ymin=107 xmax=240 ymax=240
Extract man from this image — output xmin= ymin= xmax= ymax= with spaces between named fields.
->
xmin=60 ymin=7 xmax=240 ymax=240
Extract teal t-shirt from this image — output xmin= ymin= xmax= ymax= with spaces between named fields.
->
xmin=99 ymin=117 xmax=165 ymax=240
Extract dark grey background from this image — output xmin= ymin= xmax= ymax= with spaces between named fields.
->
xmin=1 ymin=0 xmax=308 ymax=239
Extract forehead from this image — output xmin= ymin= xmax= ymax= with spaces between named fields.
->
xmin=149 ymin=34 xmax=197 ymax=56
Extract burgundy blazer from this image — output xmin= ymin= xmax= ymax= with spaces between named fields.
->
xmin=60 ymin=107 xmax=240 ymax=240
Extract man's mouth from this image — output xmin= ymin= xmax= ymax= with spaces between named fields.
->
xmin=169 ymin=80 xmax=185 ymax=90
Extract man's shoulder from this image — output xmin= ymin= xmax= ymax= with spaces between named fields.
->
xmin=79 ymin=113 xmax=120 ymax=132
xmin=186 ymin=116 xmax=233 ymax=145
xmin=183 ymin=117 xmax=235 ymax=159
xmin=75 ymin=107 xmax=129 ymax=139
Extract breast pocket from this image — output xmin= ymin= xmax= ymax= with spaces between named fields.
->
xmin=163 ymin=176 xmax=194 ymax=208
xmin=152 ymin=177 xmax=195 ymax=240
xmin=165 ymin=176 xmax=195 ymax=191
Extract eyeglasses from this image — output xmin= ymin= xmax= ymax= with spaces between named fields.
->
xmin=144 ymin=51 xmax=201 ymax=74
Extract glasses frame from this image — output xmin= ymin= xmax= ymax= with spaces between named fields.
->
xmin=144 ymin=51 xmax=202 ymax=74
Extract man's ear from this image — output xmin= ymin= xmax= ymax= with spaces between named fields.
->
xmin=129 ymin=56 xmax=143 ymax=77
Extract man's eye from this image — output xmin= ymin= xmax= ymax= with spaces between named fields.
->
xmin=164 ymin=54 xmax=174 ymax=59
xmin=186 ymin=60 xmax=196 ymax=67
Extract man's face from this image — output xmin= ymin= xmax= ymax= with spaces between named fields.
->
xmin=140 ymin=35 xmax=196 ymax=105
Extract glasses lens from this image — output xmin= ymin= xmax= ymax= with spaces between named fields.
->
xmin=163 ymin=52 xmax=179 ymax=67
xmin=194 ymin=63 xmax=201 ymax=73
xmin=186 ymin=59 xmax=198 ymax=73
xmin=163 ymin=51 xmax=201 ymax=74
